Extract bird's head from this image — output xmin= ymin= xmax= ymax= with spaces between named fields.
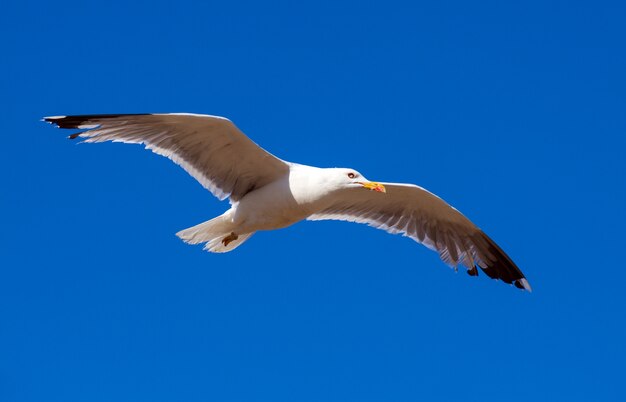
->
xmin=331 ymin=168 xmax=386 ymax=193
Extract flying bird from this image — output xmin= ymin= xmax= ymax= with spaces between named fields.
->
xmin=44 ymin=113 xmax=531 ymax=291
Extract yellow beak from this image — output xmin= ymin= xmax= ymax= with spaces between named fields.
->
xmin=359 ymin=181 xmax=386 ymax=193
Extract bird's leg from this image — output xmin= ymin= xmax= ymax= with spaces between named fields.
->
xmin=221 ymin=232 xmax=238 ymax=247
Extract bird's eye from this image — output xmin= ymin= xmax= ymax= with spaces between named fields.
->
xmin=347 ymin=172 xmax=356 ymax=179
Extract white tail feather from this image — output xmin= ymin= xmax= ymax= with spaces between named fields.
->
xmin=176 ymin=215 xmax=254 ymax=253
xmin=204 ymin=232 xmax=255 ymax=253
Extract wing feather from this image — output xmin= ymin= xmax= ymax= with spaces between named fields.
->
xmin=308 ymin=182 xmax=531 ymax=291
xmin=44 ymin=113 xmax=289 ymax=201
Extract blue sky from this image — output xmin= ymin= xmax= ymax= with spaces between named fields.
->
xmin=1 ymin=1 xmax=625 ymax=401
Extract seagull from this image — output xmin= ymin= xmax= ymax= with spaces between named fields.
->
xmin=44 ymin=113 xmax=531 ymax=291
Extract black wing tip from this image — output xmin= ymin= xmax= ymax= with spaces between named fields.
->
xmin=43 ymin=114 xmax=152 ymax=129
xmin=475 ymin=232 xmax=531 ymax=292
xmin=515 ymin=278 xmax=532 ymax=292
xmin=467 ymin=266 xmax=479 ymax=276
xmin=475 ymin=268 xmax=532 ymax=292
xmin=467 ymin=266 xmax=531 ymax=292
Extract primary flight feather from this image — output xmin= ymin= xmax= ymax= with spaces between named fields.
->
xmin=44 ymin=113 xmax=531 ymax=291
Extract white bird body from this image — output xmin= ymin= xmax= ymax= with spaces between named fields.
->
xmin=183 ymin=164 xmax=374 ymax=250
xmin=231 ymin=164 xmax=388 ymax=232
xmin=44 ymin=113 xmax=531 ymax=291
xmin=218 ymin=164 xmax=327 ymax=232
xmin=235 ymin=164 xmax=326 ymax=228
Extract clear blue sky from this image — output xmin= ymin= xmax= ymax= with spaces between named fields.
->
xmin=1 ymin=1 xmax=625 ymax=401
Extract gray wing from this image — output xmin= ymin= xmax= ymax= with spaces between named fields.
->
xmin=308 ymin=182 xmax=531 ymax=291
xmin=44 ymin=113 xmax=289 ymax=201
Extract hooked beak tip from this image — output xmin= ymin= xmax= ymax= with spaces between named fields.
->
xmin=360 ymin=182 xmax=386 ymax=193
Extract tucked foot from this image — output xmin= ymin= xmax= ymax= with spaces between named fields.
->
xmin=221 ymin=232 xmax=238 ymax=247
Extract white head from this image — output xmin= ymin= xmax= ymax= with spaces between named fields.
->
xmin=327 ymin=168 xmax=386 ymax=193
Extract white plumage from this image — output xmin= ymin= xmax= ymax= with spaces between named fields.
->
xmin=44 ymin=113 xmax=530 ymax=291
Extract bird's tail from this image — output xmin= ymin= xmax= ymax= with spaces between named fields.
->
xmin=176 ymin=215 xmax=254 ymax=253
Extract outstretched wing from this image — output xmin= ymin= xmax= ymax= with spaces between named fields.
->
xmin=308 ymin=182 xmax=530 ymax=291
xmin=44 ymin=113 xmax=289 ymax=201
